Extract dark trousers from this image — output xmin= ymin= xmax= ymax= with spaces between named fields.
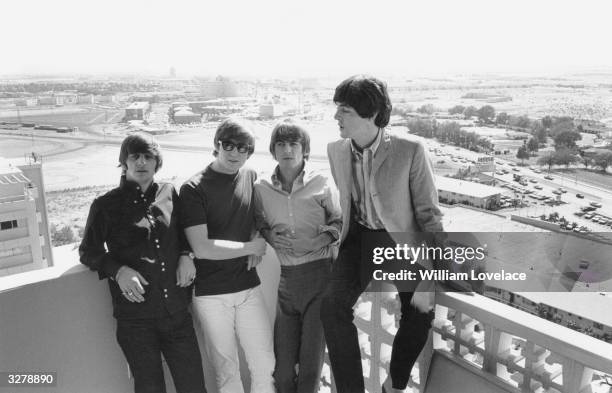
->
xmin=320 ymin=222 xmax=433 ymax=392
xmin=116 ymin=309 xmax=206 ymax=393
xmin=274 ymin=259 xmax=330 ymax=393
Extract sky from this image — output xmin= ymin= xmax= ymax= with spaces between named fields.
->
xmin=2 ymin=0 xmax=612 ymax=78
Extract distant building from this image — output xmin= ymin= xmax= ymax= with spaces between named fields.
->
xmin=54 ymin=92 xmax=78 ymax=106
xmin=37 ymin=96 xmax=56 ymax=106
xmin=124 ymin=102 xmax=150 ymax=121
xmin=0 ymin=159 xmax=53 ymax=277
xmin=173 ymin=109 xmax=201 ymax=124
xmin=77 ymin=94 xmax=95 ymax=105
xmin=486 ymin=288 xmax=612 ymax=343
xmin=435 ymin=175 xmax=503 ymax=209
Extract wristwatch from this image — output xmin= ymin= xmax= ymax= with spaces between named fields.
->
xmin=180 ymin=251 xmax=195 ymax=260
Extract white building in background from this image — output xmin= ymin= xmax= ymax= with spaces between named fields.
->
xmin=435 ymin=175 xmax=504 ymax=209
xmin=0 ymin=158 xmax=53 ymax=276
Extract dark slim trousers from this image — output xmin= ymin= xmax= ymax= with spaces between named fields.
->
xmin=116 ymin=309 xmax=206 ymax=393
xmin=274 ymin=259 xmax=331 ymax=393
xmin=320 ymin=222 xmax=434 ymax=392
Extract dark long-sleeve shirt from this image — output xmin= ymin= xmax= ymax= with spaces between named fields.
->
xmin=79 ymin=179 xmax=191 ymax=320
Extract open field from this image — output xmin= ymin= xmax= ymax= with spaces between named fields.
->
xmin=0 ymin=107 xmax=123 ymax=132
xmin=555 ymin=168 xmax=612 ymax=191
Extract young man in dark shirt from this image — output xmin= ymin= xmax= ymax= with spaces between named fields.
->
xmin=79 ymin=133 xmax=206 ymax=393
xmin=179 ymin=119 xmax=275 ymax=393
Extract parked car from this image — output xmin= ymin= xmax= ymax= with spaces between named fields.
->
xmin=544 ymin=175 xmax=554 ymax=180
xmin=590 ymin=202 xmax=603 ymax=208
xmin=534 ymin=185 xmax=543 ymax=190
xmin=529 ymin=179 xmax=538 ymax=183
xmin=576 ymin=193 xmax=585 ymax=199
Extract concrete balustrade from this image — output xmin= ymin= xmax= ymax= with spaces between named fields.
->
xmin=1 ymin=252 xmax=611 ymax=393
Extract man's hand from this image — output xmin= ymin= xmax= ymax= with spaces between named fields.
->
xmin=280 ymin=236 xmax=315 ymax=257
xmin=247 ymin=255 xmax=262 ymax=270
xmin=176 ymin=255 xmax=196 ymax=287
xmin=116 ymin=266 xmax=149 ymax=303
xmin=249 ymin=238 xmax=267 ymax=257
xmin=266 ymin=227 xmax=293 ymax=252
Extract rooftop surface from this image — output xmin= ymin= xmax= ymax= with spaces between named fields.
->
xmin=435 ymin=175 xmax=505 ymax=198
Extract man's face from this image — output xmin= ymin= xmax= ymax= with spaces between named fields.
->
xmin=215 ymin=139 xmax=250 ymax=174
xmin=124 ymin=152 xmax=156 ymax=187
xmin=273 ymin=140 xmax=304 ymax=170
xmin=333 ymin=104 xmax=376 ymax=140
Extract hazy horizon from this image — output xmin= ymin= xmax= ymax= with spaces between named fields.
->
xmin=3 ymin=0 xmax=612 ymax=79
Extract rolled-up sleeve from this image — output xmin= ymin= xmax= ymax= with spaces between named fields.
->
xmin=318 ymin=177 xmax=342 ymax=245
xmin=79 ymin=199 xmax=122 ymax=280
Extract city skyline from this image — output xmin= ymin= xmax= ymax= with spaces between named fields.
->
xmin=2 ymin=0 xmax=612 ymax=78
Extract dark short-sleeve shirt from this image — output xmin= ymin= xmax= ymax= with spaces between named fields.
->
xmin=179 ymin=165 xmax=260 ymax=296
xmin=79 ymin=179 xmax=191 ymax=320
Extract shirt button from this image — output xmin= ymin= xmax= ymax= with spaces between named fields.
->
xmin=161 ymin=262 xmax=165 ymax=266
xmin=133 ymin=200 xmax=137 ymax=204
xmin=161 ymin=268 xmax=166 ymax=272
xmin=164 ymin=295 xmax=168 ymax=298
xmin=156 ymin=245 xmax=160 ymax=249
xmin=164 ymin=288 xmax=168 ymax=292
xmin=155 ymin=239 xmax=159 ymax=243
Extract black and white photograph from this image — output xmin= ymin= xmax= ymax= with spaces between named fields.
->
xmin=1 ymin=1 xmax=611 ymax=392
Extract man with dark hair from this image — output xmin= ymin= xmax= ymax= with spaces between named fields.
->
xmin=320 ymin=75 xmax=444 ymax=393
xmin=179 ymin=118 xmax=275 ymax=393
xmin=80 ymin=132 xmax=206 ymax=393
xmin=254 ymin=120 xmax=341 ymax=393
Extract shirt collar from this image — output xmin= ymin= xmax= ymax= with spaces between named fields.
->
xmin=271 ymin=162 xmax=307 ymax=189
xmin=120 ymin=176 xmax=158 ymax=198
xmin=350 ymin=128 xmax=383 ymax=158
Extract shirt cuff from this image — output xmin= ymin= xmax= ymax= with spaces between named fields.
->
xmin=101 ymin=256 xmax=123 ymax=281
xmin=318 ymin=225 xmax=340 ymax=245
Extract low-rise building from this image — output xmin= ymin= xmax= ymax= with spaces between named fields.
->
xmin=77 ymin=94 xmax=95 ymax=104
xmin=124 ymin=101 xmax=150 ymax=121
xmin=54 ymin=92 xmax=78 ymax=105
xmin=173 ymin=109 xmax=201 ymax=124
xmin=435 ymin=175 xmax=504 ymax=209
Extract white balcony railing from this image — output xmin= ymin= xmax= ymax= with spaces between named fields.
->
xmin=1 ymin=251 xmax=611 ymax=393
